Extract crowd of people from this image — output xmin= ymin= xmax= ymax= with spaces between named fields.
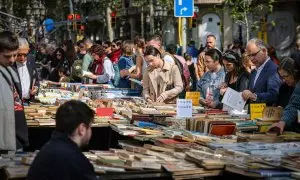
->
xmin=1 ymin=29 xmax=300 ymax=179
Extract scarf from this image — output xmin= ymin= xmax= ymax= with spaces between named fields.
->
xmin=110 ymin=49 xmax=122 ymax=63
xmin=92 ymin=55 xmax=107 ymax=75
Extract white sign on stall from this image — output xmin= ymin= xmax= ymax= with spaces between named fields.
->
xmin=177 ymin=99 xmax=193 ymax=118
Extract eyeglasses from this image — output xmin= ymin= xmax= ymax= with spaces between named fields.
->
xmin=223 ymin=53 xmax=237 ymax=61
xmin=56 ymin=54 xmax=62 ymax=56
xmin=17 ymin=53 xmax=28 ymax=57
xmin=247 ymin=49 xmax=261 ymax=58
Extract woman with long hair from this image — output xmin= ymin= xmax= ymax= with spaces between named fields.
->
xmin=49 ymin=48 xmax=66 ymax=82
xmin=143 ymin=46 xmax=183 ymax=103
xmin=219 ymin=50 xmax=249 ymax=95
xmin=63 ymin=40 xmax=77 ymax=66
xmin=84 ymin=44 xmax=115 ymax=84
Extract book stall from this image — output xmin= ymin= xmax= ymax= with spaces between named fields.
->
xmin=2 ymin=84 xmax=300 ymax=179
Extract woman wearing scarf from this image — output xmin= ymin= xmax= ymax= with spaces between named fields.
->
xmin=84 ymin=45 xmax=114 ymax=84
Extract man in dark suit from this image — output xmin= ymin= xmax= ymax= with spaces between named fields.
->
xmin=13 ymin=38 xmax=38 ymax=104
xmin=242 ymin=38 xmax=281 ymax=105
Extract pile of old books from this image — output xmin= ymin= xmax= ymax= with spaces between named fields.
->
xmin=281 ymin=153 xmax=300 ymax=172
xmin=24 ymin=104 xmax=57 ymax=126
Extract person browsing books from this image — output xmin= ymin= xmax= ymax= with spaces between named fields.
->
xmin=27 ymin=100 xmax=97 ymax=180
xmin=143 ymin=46 xmax=183 ymax=103
xmin=268 ymin=57 xmax=300 ymax=134
xmin=219 ymin=50 xmax=249 ymax=95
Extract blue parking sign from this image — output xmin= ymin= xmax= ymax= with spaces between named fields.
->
xmin=174 ymin=0 xmax=194 ymax=17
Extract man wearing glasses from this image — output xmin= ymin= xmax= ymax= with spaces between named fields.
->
xmin=13 ymin=38 xmax=39 ymax=104
xmin=242 ymin=38 xmax=281 ymax=105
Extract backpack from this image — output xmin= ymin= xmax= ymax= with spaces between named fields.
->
xmin=70 ymin=59 xmax=83 ymax=82
xmin=162 ymin=52 xmax=188 ymax=88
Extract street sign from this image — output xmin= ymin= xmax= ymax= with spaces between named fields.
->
xmin=174 ymin=0 xmax=194 ymax=17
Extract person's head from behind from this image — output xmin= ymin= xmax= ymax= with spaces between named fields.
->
xmin=16 ymin=38 xmax=30 ymax=64
xmin=278 ymin=57 xmax=300 ymax=87
xmin=0 ymin=31 xmax=19 ymax=67
xmin=206 ymin=35 xmax=216 ymax=49
xmin=144 ymin=45 xmax=162 ymax=69
xmin=55 ymin=100 xmax=94 ymax=148
xmin=111 ymin=39 xmax=122 ymax=52
xmin=147 ymin=34 xmax=162 ymax=50
xmin=122 ymin=40 xmax=135 ymax=56
xmin=166 ymin=44 xmax=177 ymax=55
xmin=222 ymin=50 xmax=241 ymax=73
xmin=184 ymin=53 xmax=192 ymax=62
xmin=90 ymin=44 xmax=106 ymax=61
xmin=246 ymin=38 xmax=268 ymax=68
xmin=83 ymin=38 xmax=93 ymax=50
xmin=134 ymin=36 xmax=145 ymax=51
xmin=204 ymin=48 xmax=222 ymax=72
xmin=188 ymin=40 xmax=195 ymax=47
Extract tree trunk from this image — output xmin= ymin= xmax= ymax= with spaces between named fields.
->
xmin=243 ymin=0 xmax=249 ymax=42
xmin=141 ymin=5 xmax=144 ymax=38
xmin=106 ymin=6 xmax=114 ymax=41
xmin=149 ymin=0 xmax=154 ymax=35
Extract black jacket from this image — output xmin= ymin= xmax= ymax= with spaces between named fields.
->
xmin=13 ymin=58 xmax=39 ymax=101
xmin=27 ymin=131 xmax=97 ymax=180
xmin=225 ymin=71 xmax=249 ymax=92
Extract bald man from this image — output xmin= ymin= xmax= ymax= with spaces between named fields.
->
xmin=13 ymin=38 xmax=39 ymax=104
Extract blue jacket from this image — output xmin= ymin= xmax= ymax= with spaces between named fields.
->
xmin=117 ymin=56 xmax=134 ymax=88
xmin=197 ymin=67 xmax=226 ymax=107
xmin=249 ymin=59 xmax=281 ymax=105
xmin=282 ymin=82 xmax=300 ymax=129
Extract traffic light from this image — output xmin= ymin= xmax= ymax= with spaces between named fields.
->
xmin=111 ymin=11 xmax=116 ymax=27
xmin=67 ymin=14 xmax=74 ymax=30
xmin=75 ymin=14 xmax=81 ymax=31
xmin=67 ymin=13 xmax=82 ymax=31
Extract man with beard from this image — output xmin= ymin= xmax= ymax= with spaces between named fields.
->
xmin=27 ymin=100 xmax=97 ymax=180
xmin=196 ymin=35 xmax=219 ymax=79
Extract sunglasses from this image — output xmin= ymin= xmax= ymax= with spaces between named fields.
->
xmin=223 ymin=53 xmax=237 ymax=61
xmin=17 ymin=53 xmax=28 ymax=57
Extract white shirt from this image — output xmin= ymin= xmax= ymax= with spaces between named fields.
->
xmin=16 ymin=62 xmax=31 ymax=99
xmin=254 ymin=57 xmax=270 ymax=86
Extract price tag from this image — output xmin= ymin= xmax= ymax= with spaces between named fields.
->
xmin=250 ymin=103 xmax=266 ymax=120
xmin=177 ymin=99 xmax=193 ymax=118
xmin=96 ymin=108 xmax=114 ymax=117
xmin=185 ymin=92 xmax=200 ymax=106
